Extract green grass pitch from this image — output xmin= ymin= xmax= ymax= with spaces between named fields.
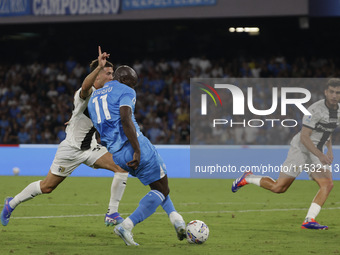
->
xmin=0 ymin=176 xmax=339 ymax=255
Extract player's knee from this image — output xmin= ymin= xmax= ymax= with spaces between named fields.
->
xmin=41 ymin=187 xmax=54 ymax=194
xmin=149 ymin=177 xmax=169 ymax=197
xmin=155 ymin=186 xmax=169 ymax=198
xmin=320 ymin=180 xmax=333 ymax=193
xmin=152 ymin=187 xmax=169 ymax=198
xmin=271 ymin=185 xmax=288 ymax=194
xmin=163 ymin=187 xmax=170 ymax=197
xmin=40 ymin=183 xmax=56 ymax=194
xmin=329 ymin=181 xmax=334 ymax=191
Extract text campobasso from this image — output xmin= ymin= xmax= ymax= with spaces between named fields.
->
xmin=32 ymin=0 xmax=120 ymax=15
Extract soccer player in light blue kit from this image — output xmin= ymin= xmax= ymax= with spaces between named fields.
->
xmin=88 ymin=65 xmax=186 ymax=245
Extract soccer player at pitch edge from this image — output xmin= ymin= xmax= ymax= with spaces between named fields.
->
xmin=232 ymin=78 xmax=340 ymax=230
xmin=87 ymin=61 xmax=186 ymax=245
xmin=1 ymin=47 xmax=129 ymax=228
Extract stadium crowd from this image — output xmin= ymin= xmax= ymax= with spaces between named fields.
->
xmin=1 ymin=55 xmax=340 ymax=145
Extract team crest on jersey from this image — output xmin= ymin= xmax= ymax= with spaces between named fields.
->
xmin=329 ymin=117 xmax=338 ymax=123
xmin=132 ymin=97 xmax=136 ymax=105
xmin=58 ymin=166 xmax=66 ymax=173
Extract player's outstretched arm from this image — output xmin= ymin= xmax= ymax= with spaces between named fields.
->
xmin=80 ymin=46 xmax=110 ymax=99
xmin=300 ymin=126 xmax=332 ymax=165
xmin=120 ymin=106 xmax=140 ymax=170
xmin=325 ymin=135 xmax=334 ymax=163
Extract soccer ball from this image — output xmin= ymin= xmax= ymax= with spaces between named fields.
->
xmin=186 ymin=220 xmax=209 ymax=244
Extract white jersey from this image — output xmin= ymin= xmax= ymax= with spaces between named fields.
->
xmin=291 ymin=99 xmax=340 ymax=152
xmin=64 ymin=88 xmax=97 ymax=150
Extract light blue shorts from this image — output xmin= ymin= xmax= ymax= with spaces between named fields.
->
xmin=111 ymin=135 xmax=167 ymax=185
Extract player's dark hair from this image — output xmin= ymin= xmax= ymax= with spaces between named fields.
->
xmin=326 ymin=78 xmax=340 ymax=89
xmin=89 ymin=59 xmax=113 ymax=72
xmin=114 ymin=65 xmax=138 ymax=88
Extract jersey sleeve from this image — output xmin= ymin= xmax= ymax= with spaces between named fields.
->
xmin=302 ymin=105 xmax=321 ymax=129
xmin=73 ymin=88 xmax=92 ymax=110
xmin=73 ymin=88 xmax=83 ymax=108
xmin=119 ymin=92 xmax=136 ymax=109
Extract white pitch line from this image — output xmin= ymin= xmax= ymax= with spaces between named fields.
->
xmin=5 ymin=201 xmax=337 ymax=207
xmin=12 ymin=214 xmax=105 ymax=219
xmin=0 ymin=203 xmax=153 ymax=207
xmin=10 ymin=207 xmax=340 ymax=220
xmin=0 ymin=203 xmax=101 ymax=207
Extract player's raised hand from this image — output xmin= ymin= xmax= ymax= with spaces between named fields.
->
xmin=98 ymin=46 xmax=110 ymax=68
xmin=319 ymin=154 xmax=332 ymax=165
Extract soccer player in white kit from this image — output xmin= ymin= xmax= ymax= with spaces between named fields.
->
xmin=232 ymin=78 xmax=340 ymax=230
xmin=1 ymin=47 xmax=128 ymax=227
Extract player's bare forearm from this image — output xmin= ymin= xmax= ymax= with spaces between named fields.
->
xmin=122 ymin=119 xmax=140 ymax=153
xmin=300 ymin=126 xmax=323 ymax=157
xmin=300 ymin=126 xmax=332 ymax=165
xmin=120 ymin=106 xmax=141 ymax=170
xmin=325 ymin=136 xmax=334 ymax=161
xmin=120 ymin=107 xmax=140 ymax=154
xmin=301 ymin=133 xmax=323 ymax=157
xmin=80 ymin=66 xmax=103 ymax=98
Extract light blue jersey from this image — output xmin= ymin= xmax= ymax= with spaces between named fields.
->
xmin=88 ymin=80 xmax=167 ymax=185
xmin=88 ymin=80 xmax=142 ymax=153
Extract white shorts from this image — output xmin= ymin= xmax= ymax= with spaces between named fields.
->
xmin=281 ymin=143 xmax=330 ymax=178
xmin=50 ymin=140 xmax=108 ymax=177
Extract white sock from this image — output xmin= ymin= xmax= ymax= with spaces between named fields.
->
xmin=169 ymin=211 xmax=184 ymax=225
xmin=305 ymin=202 xmax=321 ymax=221
xmin=122 ymin=217 xmax=134 ymax=231
xmin=107 ymin=172 xmax=128 ymax=214
xmin=245 ymin=175 xmax=262 ymax=187
xmin=9 ymin=181 xmax=42 ymax=209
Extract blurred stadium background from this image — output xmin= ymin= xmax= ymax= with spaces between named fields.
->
xmin=1 ymin=0 xmax=340 ymax=177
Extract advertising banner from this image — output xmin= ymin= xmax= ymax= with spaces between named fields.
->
xmin=122 ymin=0 xmax=217 ymax=10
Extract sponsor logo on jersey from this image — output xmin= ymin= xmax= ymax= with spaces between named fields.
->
xmin=305 ymin=115 xmax=312 ymax=123
xmin=315 ymin=123 xmax=336 ymax=132
xmin=329 ymin=117 xmax=338 ymax=123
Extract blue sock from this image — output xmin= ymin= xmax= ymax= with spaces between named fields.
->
xmin=161 ymin=195 xmax=176 ymax=216
xmin=129 ymin=190 xmax=165 ymax=226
